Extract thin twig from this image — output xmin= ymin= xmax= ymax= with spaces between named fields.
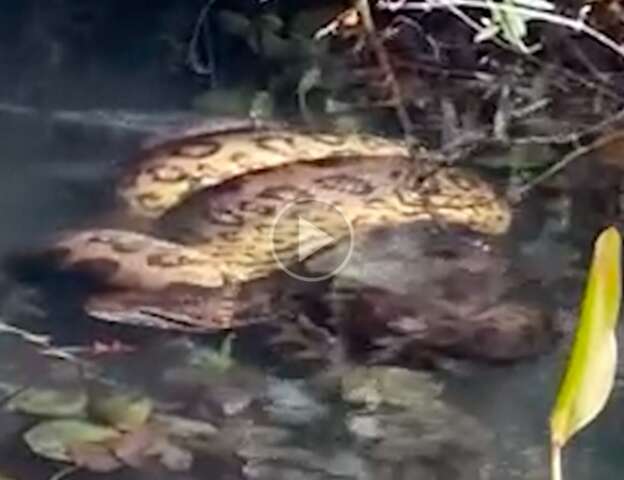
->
xmin=509 ymin=128 xmax=624 ymax=200
xmin=356 ymin=0 xmax=427 ymax=156
xmin=512 ymin=106 xmax=624 ymax=145
xmin=440 ymin=0 xmax=519 ymax=52
xmin=0 ymin=319 xmax=130 ymax=393
xmin=0 ymin=321 xmax=50 ymax=345
xmin=395 ymin=7 xmax=622 ymax=101
xmin=49 ymin=465 xmax=81 ymax=480
xmin=0 ymin=320 xmax=90 ymax=366
xmin=388 ymin=14 xmax=443 ymax=61
xmin=377 ymin=0 xmax=624 ymax=60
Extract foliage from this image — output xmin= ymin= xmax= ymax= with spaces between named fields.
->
xmin=14 ymin=383 xmax=192 ymax=474
xmin=549 ymin=226 xmax=622 ymax=480
xmin=473 ymin=0 xmax=554 ymax=52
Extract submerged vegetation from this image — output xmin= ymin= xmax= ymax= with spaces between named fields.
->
xmin=1 ymin=1 xmax=624 ymax=479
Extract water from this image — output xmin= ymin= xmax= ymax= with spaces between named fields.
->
xmin=1 ymin=4 xmax=623 ymax=480
xmin=0 ymin=105 xmax=621 ymax=480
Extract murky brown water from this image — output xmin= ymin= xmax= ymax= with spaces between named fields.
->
xmin=1 ymin=3 xmax=624 ymax=478
xmin=0 ymin=106 xmax=622 ymax=480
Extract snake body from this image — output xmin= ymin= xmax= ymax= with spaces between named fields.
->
xmin=155 ymin=155 xmax=510 ymax=282
xmin=21 ymin=124 xmax=514 ymax=337
xmin=119 ymin=126 xmax=411 ymax=218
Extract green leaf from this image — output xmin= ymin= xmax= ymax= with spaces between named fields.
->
xmin=88 ymin=389 xmax=152 ymax=431
xmin=24 ymin=420 xmax=120 ymax=462
xmin=490 ymin=0 xmax=528 ymax=50
xmin=483 ymin=0 xmax=553 ymax=53
xmin=7 ymin=387 xmax=87 ymax=418
xmin=549 ymin=226 xmax=622 ymax=479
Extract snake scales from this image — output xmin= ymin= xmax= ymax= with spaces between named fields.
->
xmin=18 ymin=124 xmax=513 ymax=333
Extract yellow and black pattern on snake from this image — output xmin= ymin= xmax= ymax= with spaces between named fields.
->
xmin=119 ymin=127 xmax=410 ymax=218
xmin=25 ymin=228 xmax=284 ymax=330
xmin=21 ymin=127 xmax=512 ymax=332
xmin=155 ymin=155 xmax=511 ymax=282
xmin=43 ymin=229 xmax=225 ymax=291
xmin=84 ymin=276 xmax=281 ymax=331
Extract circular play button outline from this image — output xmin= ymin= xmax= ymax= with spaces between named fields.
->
xmin=270 ymin=199 xmax=354 ymax=282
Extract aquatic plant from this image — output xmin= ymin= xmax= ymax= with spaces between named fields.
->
xmin=549 ymin=226 xmax=622 ymax=480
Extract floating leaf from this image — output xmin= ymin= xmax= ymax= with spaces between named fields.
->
xmin=88 ymin=390 xmax=152 ymax=431
xmin=154 ymin=440 xmax=193 ymax=471
xmin=152 ymin=413 xmax=218 ymax=440
xmin=549 ymin=226 xmax=622 ymax=480
xmin=24 ymin=419 xmax=120 ymax=462
xmin=115 ymin=425 xmax=193 ymax=472
xmin=72 ymin=423 xmax=191 ymax=472
xmin=7 ymin=387 xmax=87 ymax=418
xmin=341 ymin=367 xmax=442 ymax=410
xmin=109 ymin=426 xmax=156 ymax=468
xmin=68 ymin=442 xmax=122 ymax=472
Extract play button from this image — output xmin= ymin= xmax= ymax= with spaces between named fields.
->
xmin=270 ymin=199 xmax=354 ymax=281
xmin=296 ymin=217 xmax=337 ymax=261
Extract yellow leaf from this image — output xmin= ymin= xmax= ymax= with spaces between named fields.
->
xmin=549 ymin=226 xmax=622 ymax=479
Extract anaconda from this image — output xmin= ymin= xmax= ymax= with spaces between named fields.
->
xmin=119 ymin=125 xmax=412 ymax=218
xmin=154 ymin=154 xmax=510 ymax=282
xmin=11 ymin=123 xmax=549 ymax=365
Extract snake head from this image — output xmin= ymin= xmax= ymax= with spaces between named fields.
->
xmin=399 ymin=167 xmax=512 ymax=235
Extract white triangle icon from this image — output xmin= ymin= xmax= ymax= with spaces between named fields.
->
xmin=297 ymin=217 xmax=336 ymax=261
